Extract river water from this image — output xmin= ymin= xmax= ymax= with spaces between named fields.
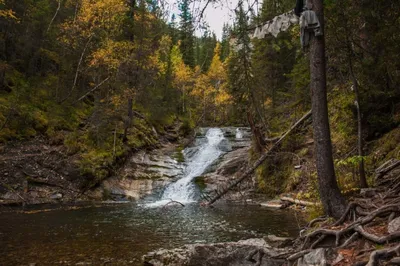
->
xmin=0 ymin=128 xmax=304 ymax=265
xmin=0 ymin=203 xmax=302 ymax=265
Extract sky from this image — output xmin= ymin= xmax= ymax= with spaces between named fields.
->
xmin=165 ymin=0 xmax=245 ymax=40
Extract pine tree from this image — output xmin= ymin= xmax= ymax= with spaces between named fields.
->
xmin=220 ymin=23 xmax=231 ymax=62
xmin=178 ymin=0 xmax=195 ymax=68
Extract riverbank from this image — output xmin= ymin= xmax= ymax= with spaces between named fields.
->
xmin=0 ymin=122 xmax=191 ymax=206
xmin=0 ymin=126 xmax=256 ymax=207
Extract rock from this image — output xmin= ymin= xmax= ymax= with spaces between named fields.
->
xmin=50 ymin=193 xmax=63 ymax=200
xmin=100 ymin=177 xmax=170 ymax=200
xmin=388 ymin=217 xmax=400 ymax=234
xmin=143 ymin=238 xmax=287 ymax=266
xmin=331 ymin=253 xmax=344 ymax=265
xmin=389 ymin=257 xmax=400 ymax=265
xmin=266 ymin=235 xmax=291 ymax=242
xmin=216 ymin=147 xmax=249 ymax=176
xmin=1 ymin=192 xmax=19 ymax=200
xmin=298 ymin=248 xmax=327 ymax=266
xmin=265 ymin=235 xmax=294 ymax=248
xmin=360 ymin=188 xmax=377 ymax=197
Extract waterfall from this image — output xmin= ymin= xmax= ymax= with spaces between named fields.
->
xmin=146 ymin=128 xmax=225 ymax=207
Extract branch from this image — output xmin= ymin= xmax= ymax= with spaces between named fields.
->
xmin=46 ymin=0 xmax=61 ymax=33
xmin=75 ymin=76 xmax=110 ymax=102
xmin=207 ymin=110 xmax=312 ymax=205
xmin=280 ymin=196 xmax=320 ymax=207
xmin=59 ymin=35 xmax=93 ymax=103
xmin=366 ymin=244 xmax=400 ymax=266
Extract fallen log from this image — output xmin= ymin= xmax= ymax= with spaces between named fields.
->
xmin=375 ymin=159 xmax=400 ymax=180
xmin=280 ymin=196 xmax=320 ymax=207
xmin=207 ymin=110 xmax=312 ymax=205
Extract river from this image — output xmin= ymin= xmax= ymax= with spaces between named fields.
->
xmin=0 ymin=128 xmax=303 ymax=265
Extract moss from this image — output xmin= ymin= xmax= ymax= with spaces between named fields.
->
xmin=194 ymin=176 xmax=207 ymax=191
xmin=306 ymin=204 xmax=325 ymax=221
xmin=255 ymin=158 xmax=292 ymax=197
xmin=179 ymin=117 xmax=194 ymax=136
xmin=173 ymin=146 xmax=185 ymax=163
xmin=366 ymin=127 xmax=400 ymax=176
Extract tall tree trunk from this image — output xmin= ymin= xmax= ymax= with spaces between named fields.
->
xmin=349 ymin=60 xmax=368 ymax=188
xmin=309 ymin=0 xmax=346 ymax=219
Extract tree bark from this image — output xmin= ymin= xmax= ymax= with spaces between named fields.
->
xmin=347 ymin=44 xmax=368 ymax=188
xmin=46 ymin=0 xmax=61 ymax=33
xmin=349 ymin=60 xmax=368 ymax=188
xmin=309 ymin=0 xmax=346 ymax=219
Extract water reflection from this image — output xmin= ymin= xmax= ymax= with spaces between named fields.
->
xmin=0 ymin=203 xmax=303 ymax=265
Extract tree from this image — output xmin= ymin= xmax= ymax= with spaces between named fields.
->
xmin=220 ymin=23 xmax=230 ymax=62
xmin=309 ymin=0 xmax=346 ymax=219
xmin=178 ymin=0 xmax=195 ymax=68
xmin=171 ymin=41 xmax=193 ymax=115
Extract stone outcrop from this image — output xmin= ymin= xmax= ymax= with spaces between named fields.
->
xmin=143 ymin=238 xmax=287 ymax=266
xmin=88 ymin=147 xmax=184 ymax=200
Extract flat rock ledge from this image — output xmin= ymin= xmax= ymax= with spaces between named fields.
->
xmin=142 ymin=238 xmax=289 ymax=266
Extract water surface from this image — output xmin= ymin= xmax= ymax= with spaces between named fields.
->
xmin=0 ymin=203 xmax=303 ymax=265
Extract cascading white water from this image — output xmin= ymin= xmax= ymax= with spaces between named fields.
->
xmin=146 ymin=128 xmax=225 ymax=207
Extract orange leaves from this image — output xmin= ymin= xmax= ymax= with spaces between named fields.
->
xmin=61 ymin=0 xmax=127 ymax=44
xmin=171 ymin=42 xmax=193 ymax=90
xmin=0 ymin=0 xmax=17 ymax=20
xmin=89 ymin=40 xmax=133 ymax=70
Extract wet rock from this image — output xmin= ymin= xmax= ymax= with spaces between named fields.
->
xmin=388 ymin=217 xmax=400 ymax=234
xmin=143 ymin=238 xmax=286 ymax=266
xmin=89 ymin=177 xmax=171 ymax=200
xmin=297 ymin=248 xmax=327 ymax=266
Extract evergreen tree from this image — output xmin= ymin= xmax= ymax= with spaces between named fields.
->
xmin=178 ymin=0 xmax=195 ymax=68
xmin=220 ymin=23 xmax=231 ymax=62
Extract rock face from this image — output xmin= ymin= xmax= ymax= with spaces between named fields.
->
xmin=143 ymin=238 xmax=287 ymax=266
xmin=88 ymin=147 xmax=184 ymax=200
xmin=202 ymin=146 xmax=254 ymax=201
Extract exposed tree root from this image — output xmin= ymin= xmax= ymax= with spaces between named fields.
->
xmin=366 ymin=244 xmax=400 ymax=266
xmin=282 ymin=161 xmax=400 ymax=265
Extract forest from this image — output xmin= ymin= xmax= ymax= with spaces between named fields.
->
xmin=0 ymin=0 xmax=400 ymax=265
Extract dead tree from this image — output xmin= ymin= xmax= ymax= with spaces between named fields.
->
xmin=207 ymin=110 xmax=312 ymax=205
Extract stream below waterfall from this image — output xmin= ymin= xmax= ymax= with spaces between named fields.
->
xmin=0 ymin=128 xmax=304 ymax=265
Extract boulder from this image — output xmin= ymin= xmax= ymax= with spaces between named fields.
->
xmin=297 ymin=248 xmax=327 ymax=266
xmin=143 ymin=238 xmax=288 ymax=266
xmin=388 ymin=217 xmax=400 ymax=234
